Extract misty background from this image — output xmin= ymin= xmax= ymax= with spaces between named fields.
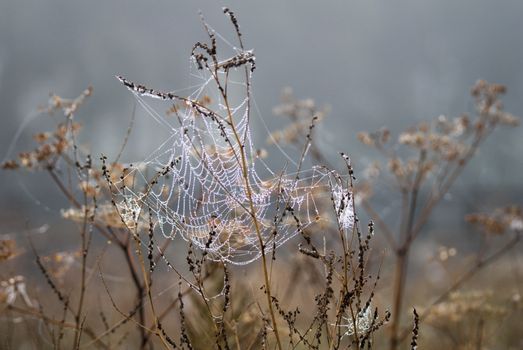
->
xmin=1 ymin=1 xmax=522 ymax=250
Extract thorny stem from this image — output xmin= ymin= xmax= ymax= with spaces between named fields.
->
xmin=73 ymin=174 xmax=91 ymax=349
xmin=208 ymin=60 xmax=283 ymax=348
xmin=125 ymin=225 xmax=170 ymax=349
xmin=189 ymin=13 xmax=278 ymax=340
xmin=123 ymin=237 xmax=148 ymax=348
xmin=330 ymin=159 xmax=360 ymax=350
xmin=348 ymin=303 xmax=361 ymax=350
xmin=223 ymin=95 xmax=284 ymax=350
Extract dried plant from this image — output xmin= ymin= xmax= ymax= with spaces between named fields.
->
xmin=1 ymin=8 xmax=522 ymax=350
xmin=273 ymin=63 xmax=521 ymax=350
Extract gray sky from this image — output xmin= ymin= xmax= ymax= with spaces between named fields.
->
xmin=1 ymin=1 xmax=522 ymax=229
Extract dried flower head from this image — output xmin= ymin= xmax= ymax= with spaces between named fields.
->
xmin=0 ymin=237 xmax=19 ymax=262
xmin=466 ymin=205 xmax=522 ymax=235
xmin=269 ymin=87 xmax=330 ymax=146
xmin=41 ymin=250 xmax=81 ymax=281
xmin=425 ymin=290 xmax=507 ymax=324
xmin=0 ymin=275 xmax=33 ymax=307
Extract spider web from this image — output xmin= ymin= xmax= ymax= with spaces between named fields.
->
xmin=111 ymin=26 xmax=353 ymax=266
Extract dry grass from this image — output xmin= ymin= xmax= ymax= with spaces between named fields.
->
xmin=1 ymin=9 xmax=522 ymax=350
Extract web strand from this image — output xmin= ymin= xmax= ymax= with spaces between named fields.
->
xmin=113 ymin=39 xmax=353 ymax=265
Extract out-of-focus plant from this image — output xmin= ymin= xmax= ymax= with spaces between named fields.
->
xmin=2 ymin=7 xmax=522 ymax=349
xmin=1 ymin=9 xmax=393 ymax=350
xmin=273 ymin=80 xmax=521 ymax=349
xmin=354 ymin=81 xmax=520 ymax=349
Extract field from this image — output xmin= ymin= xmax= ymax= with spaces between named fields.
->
xmin=1 ymin=8 xmax=522 ymax=350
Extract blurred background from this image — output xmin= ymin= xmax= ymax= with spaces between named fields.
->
xmin=1 ymin=0 xmax=522 ymax=247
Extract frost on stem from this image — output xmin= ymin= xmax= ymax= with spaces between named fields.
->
xmin=332 ymin=183 xmax=354 ymax=230
xmin=340 ymin=306 xmax=373 ymax=338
